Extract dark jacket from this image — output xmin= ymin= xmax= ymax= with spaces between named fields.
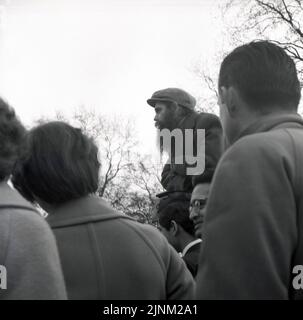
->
xmin=196 ymin=114 xmax=303 ymax=299
xmin=0 ymin=182 xmax=67 ymax=300
xmin=47 ymin=195 xmax=195 ymax=300
xmin=161 ymin=111 xmax=223 ymax=192
xmin=182 ymin=241 xmax=201 ymax=278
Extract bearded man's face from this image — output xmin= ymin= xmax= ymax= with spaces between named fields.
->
xmin=154 ymin=102 xmax=178 ymax=156
xmin=153 ymin=102 xmax=176 ymax=131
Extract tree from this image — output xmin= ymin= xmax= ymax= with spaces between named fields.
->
xmin=101 ymin=151 xmax=164 ymax=225
xmin=191 ymin=62 xmax=220 ymax=115
xmin=72 ymin=108 xmax=137 ymax=198
xmin=193 ymin=0 xmax=303 ymax=114
xmin=71 ymin=108 xmax=164 ymax=224
xmin=223 ymin=0 xmax=303 ymax=83
xmin=125 ymin=153 xmax=164 ymax=224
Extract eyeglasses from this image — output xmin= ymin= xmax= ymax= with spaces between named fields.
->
xmin=189 ymin=198 xmax=207 ymax=211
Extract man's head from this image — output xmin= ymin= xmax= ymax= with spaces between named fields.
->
xmin=189 ymin=183 xmax=211 ymax=238
xmin=147 ymin=88 xmax=196 ymax=130
xmin=218 ymin=40 xmax=301 ymax=144
xmin=157 ymin=196 xmax=195 ymax=252
xmin=0 ymin=98 xmax=26 ymax=182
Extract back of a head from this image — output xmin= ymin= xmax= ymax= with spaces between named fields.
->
xmin=219 ymin=40 xmax=301 ymax=112
xmin=12 ymin=121 xmax=100 ymax=205
xmin=0 ymin=98 xmax=26 ymax=182
xmin=157 ymin=195 xmax=194 ymax=236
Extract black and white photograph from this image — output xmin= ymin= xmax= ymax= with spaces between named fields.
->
xmin=0 ymin=0 xmax=303 ymax=310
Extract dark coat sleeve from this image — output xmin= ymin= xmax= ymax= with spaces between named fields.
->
xmin=196 ymin=136 xmax=297 ymax=299
xmin=191 ymin=113 xmax=223 ymax=187
xmin=163 ymin=242 xmax=196 ymax=300
xmin=182 ymin=244 xmax=201 ymax=278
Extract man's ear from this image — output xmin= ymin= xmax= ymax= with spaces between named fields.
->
xmin=220 ymin=86 xmax=239 ymax=118
xmin=168 ymin=102 xmax=178 ymax=115
xmin=170 ymin=220 xmax=178 ymax=236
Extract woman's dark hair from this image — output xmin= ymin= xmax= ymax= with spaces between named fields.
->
xmin=12 ymin=121 xmax=100 ymax=204
xmin=0 ymin=98 xmax=26 ymax=181
xmin=219 ymin=40 xmax=301 ymax=111
xmin=157 ymin=196 xmax=194 ymax=236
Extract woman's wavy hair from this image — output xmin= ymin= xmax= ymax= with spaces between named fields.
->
xmin=12 ymin=121 xmax=100 ymax=204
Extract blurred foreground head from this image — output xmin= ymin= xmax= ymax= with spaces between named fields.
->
xmin=0 ymin=98 xmax=26 ymax=182
xmin=12 ymin=121 xmax=100 ymax=208
xmin=218 ymin=40 xmax=301 ymax=145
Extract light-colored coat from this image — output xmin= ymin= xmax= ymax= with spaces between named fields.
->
xmin=197 ymin=114 xmax=303 ymax=299
xmin=47 ymin=195 xmax=195 ymax=300
xmin=0 ymin=182 xmax=67 ymax=300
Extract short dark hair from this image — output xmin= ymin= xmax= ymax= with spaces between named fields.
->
xmin=0 ymin=98 xmax=26 ymax=181
xmin=12 ymin=121 xmax=100 ymax=204
xmin=157 ymin=196 xmax=194 ymax=236
xmin=219 ymin=40 xmax=301 ymax=111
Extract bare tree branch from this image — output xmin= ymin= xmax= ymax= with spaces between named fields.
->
xmin=222 ymin=0 xmax=303 ymax=89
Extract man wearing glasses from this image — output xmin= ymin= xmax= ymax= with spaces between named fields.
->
xmin=189 ymin=183 xmax=210 ymax=239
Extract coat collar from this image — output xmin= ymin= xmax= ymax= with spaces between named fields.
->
xmin=181 ymin=239 xmax=202 ymax=258
xmin=238 ymin=113 xmax=303 ymax=141
xmin=0 ymin=181 xmax=35 ymax=211
xmin=47 ymin=195 xmax=134 ymax=228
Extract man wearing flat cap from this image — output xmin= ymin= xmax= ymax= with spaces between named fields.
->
xmin=147 ymin=87 xmax=223 ymax=194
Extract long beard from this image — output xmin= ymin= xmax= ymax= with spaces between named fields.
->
xmin=155 ymin=127 xmax=177 ymax=159
xmin=156 ymin=129 xmax=164 ymax=157
xmin=155 ymin=109 xmax=182 ymax=158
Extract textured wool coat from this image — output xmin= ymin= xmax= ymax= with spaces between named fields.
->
xmin=0 ymin=182 xmax=67 ymax=300
xmin=196 ymin=114 xmax=303 ymax=299
xmin=47 ymin=195 xmax=195 ymax=300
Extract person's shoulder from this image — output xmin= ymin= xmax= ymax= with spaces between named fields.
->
xmin=238 ymin=130 xmax=288 ymax=151
xmin=194 ymin=112 xmax=221 ymax=128
xmin=224 ymin=131 xmax=287 ymax=164
xmin=121 ymin=219 xmax=171 ymax=252
xmin=0 ymin=193 xmax=40 ymax=227
xmin=0 ymin=205 xmax=58 ymax=268
xmin=196 ymin=111 xmax=220 ymax=121
xmin=7 ymin=206 xmax=54 ymax=243
xmin=122 ymin=219 xmax=165 ymax=243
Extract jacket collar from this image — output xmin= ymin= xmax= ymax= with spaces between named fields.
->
xmin=238 ymin=113 xmax=303 ymax=141
xmin=181 ymin=239 xmax=202 ymax=257
xmin=47 ymin=195 xmax=134 ymax=228
xmin=0 ymin=181 xmax=35 ymax=211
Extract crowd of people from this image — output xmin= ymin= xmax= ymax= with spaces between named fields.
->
xmin=0 ymin=40 xmax=302 ymax=300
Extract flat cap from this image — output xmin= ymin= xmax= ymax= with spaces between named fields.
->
xmin=147 ymin=88 xmax=196 ymax=110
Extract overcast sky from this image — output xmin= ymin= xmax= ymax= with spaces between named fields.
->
xmin=0 ymin=0 xmax=224 ymax=154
